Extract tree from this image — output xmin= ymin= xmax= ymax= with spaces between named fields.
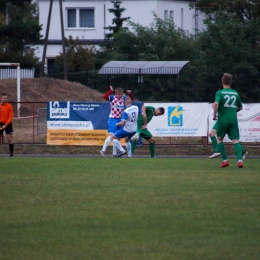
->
xmin=190 ymin=0 xmax=260 ymax=22
xmin=108 ymin=14 xmax=196 ymax=61
xmin=103 ymin=0 xmax=130 ymax=51
xmin=192 ymin=12 xmax=260 ymax=101
xmin=0 ymin=0 xmax=42 ymax=68
xmin=104 ymin=0 xmax=130 ymax=37
xmin=55 ymin=36 xmax=96 ymax=72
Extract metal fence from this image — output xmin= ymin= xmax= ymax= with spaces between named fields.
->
xmin=46 ymin=67 xmax=260 ymax=103
xmin=1 ymin=102 xmax=206 ymax=145
xmin=3 ymin=102 xmax=47 ymax=144
xmin=0 ymin=68 xmax=35 ymax=79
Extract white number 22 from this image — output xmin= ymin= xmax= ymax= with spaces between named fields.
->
xmin=224 ymin=95 xmax=237 ymax=108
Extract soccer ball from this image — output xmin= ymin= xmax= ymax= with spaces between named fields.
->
xmin=131 ymin=132 xmax=140 ymax=142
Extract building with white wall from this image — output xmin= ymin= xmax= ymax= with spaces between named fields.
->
xmin=36 ymin=0 xmax=205 ymax=70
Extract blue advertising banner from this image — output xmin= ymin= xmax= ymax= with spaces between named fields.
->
xmin=46 ymin=101 xmax=142 ymax=145
xmin=47 ymin=102 xmax=110 ymax=130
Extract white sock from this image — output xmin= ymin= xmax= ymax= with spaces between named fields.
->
xmin=102 ymin=136 xmax=111 ymax=151
xmin=113 ymin=139 xmax=124 ymax=152
xmin=112 ymin=144 xmax=118 ymax=155
xmin=125 ymin=141 xmax=132 ymax=157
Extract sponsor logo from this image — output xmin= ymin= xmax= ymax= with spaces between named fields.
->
xmin=50 ymin=101 xmax=70 ymax=119
xmin=168 ymin=106 xmax=185 ymax=126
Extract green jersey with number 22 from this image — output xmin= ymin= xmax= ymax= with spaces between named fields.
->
xmin=215 ymin=88 xmax=242 ymax=123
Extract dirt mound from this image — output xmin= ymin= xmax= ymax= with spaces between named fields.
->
xmin=0 ymin=78 xmax=105 ymax=102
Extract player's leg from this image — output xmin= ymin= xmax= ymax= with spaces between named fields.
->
xmin=217 ymin=122 xmax=229 ymax=167
xmin=148 ymin=138 xmax=155 ymax=158
xmin=141 ymin=129 xmax=154 ymax=158
xmin=112 ymin=129 xmax=128 ymax=157
xmin=240 ymin=143 xmax=248 ymax=159
xmin=209 ymin=122 xmax=220 ymax=159
xmin=131 ymin=139 xmax=137 ymax=155
xmin=0 ymin=123 xmax=4 ymax=145
xmin=228 ymin=124 xmax=243 ymax=168
xmin=5 ymin=123 xmax=13 ymax=157
xmin=100 ymin=118 xmax=119 ymax=157
xmin=124 ymin=137 xmax=132 ymax=157
xmin=131 ymin=127 xmax=142 ymax=155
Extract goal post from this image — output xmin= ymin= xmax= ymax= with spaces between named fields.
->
xmin=0 ymin=63 xmax=21 ymax=117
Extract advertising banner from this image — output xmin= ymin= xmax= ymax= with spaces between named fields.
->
xmin=47 ymin=101 xmax=111 ymax=145
xmin=47 ymin=101 xmax=259 ymax=145
xmin=46 ymin=101 xmax=141 ymax=145
xmin=144 ymin=103 xmax=209 ymax=137
xmin=208 ymin=103 xmax=260 ymax=142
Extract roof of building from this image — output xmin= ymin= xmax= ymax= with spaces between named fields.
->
xmin=98 ymin=61 xmax=190 ymax=75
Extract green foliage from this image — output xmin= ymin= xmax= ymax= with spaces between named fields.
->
xmin=104 ymin=0 xmax=130 ymax=39
xmin=190 ymin=0 xmax=260 ymax=21
xmin=0 ymin=0 xmax=41 ymax=68
xmin=191 ymin=13 xmax=260 ymax=102
xmin=102 ymin=0 xmax=130 ymax=52
xmin=55 ymin=36 xmax=96 ymax=72
xmin=107 ymin=14 xmax=196 ymax=62
xmin=0 ymin=0 xmax=31 ymax=9
xmin=196 ymin=13 xmax=260 ymax=68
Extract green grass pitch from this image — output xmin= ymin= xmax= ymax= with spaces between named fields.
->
xmin=1 ymin=158 xmax=260 ymax=260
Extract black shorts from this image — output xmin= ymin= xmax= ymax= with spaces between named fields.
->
xmin=0 ymin=122 xmax=13 ymax=135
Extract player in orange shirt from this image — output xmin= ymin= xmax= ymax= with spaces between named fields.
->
xmin=0 ymin=93 xmax=14 ymax=157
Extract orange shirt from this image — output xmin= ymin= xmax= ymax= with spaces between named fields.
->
xmin=0 ymin=102 xmax=13 ymax=126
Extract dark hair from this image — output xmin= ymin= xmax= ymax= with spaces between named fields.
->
xmin=1 ymin=92 xmax=7 ymax=96
xmin=222 ymin=73 xmax=232 ymax=85
xmin=159 ymin=107 xmax=165 ymax=115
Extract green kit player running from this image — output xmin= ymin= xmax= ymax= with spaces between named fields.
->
xmin=213 ymin=73 xmax=244 ymax=168
xmin=209 ymin=120 xmax=248 ymax=159
xmin=131 ymin=105 xmax=165 ymax=158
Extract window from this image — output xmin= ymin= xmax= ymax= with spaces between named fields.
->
xmin=170 ymin=11 xmax=174 ymax=21
xmin=181 ymin=8 xmax=184 ymax=29
xmin=47 ymin=58 xmax=56 ymax=74
xmin=164 ymin=10 xmax=168 ymax=20
xmin=67 ymin=8 xmax=94 ymax=28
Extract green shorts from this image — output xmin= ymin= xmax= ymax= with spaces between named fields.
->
xmin=212 ymin=121 xmax=218 ymax=131
xmin=217 ymin=122 xmax=240 ymax=140
xmin=138 ymin=127 xmax=153 ymax=140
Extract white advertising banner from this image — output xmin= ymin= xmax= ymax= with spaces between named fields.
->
xmin=208 ymin=103 xmax=260 ymax=142
xmin=144 ymin=103 xmax=209 ymax=137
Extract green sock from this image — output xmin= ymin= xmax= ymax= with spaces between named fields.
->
xmin=131 ymin=141 xmax=137 ymax=154
xmin=149 ymin=143 xmax=155 ymax=158
xmin=218 ymin=142 xmax=227 ymax=160
xmin=234 ymin=143 xmax=243 ymax=161
xmin=210 ymin=136 xmax=219 ymax=152
xmin=240 ymin=143 xmax=246 ymax=154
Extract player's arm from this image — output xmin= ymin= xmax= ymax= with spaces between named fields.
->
xmin=116 ymin=119 xmax=126 ymax=126
xmin=237 ymin=96 xmax=243 ymax=112
xmin=213 ymin=102 xmax=218 ymax=121
xmin=116 ymin=112 xmax=128 ymax=126
xmin=103 ymin=86 xmax=114 ymax=101
xmin=125 ymin=90 xmax=134 ymax=100
xmin=213 ymin=91 xmax=221 ymax=121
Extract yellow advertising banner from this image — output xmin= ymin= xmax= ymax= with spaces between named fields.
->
xmin=47 ymin=129 xmax=126 ymax=146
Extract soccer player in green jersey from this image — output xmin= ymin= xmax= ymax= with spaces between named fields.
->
xmin=213 ymin=73 xmax=244 ymax=168
xmin=209 ymin=120 xmax=248 ymax=159
xmin=131 ymin=105 xmax=165 ymax=158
